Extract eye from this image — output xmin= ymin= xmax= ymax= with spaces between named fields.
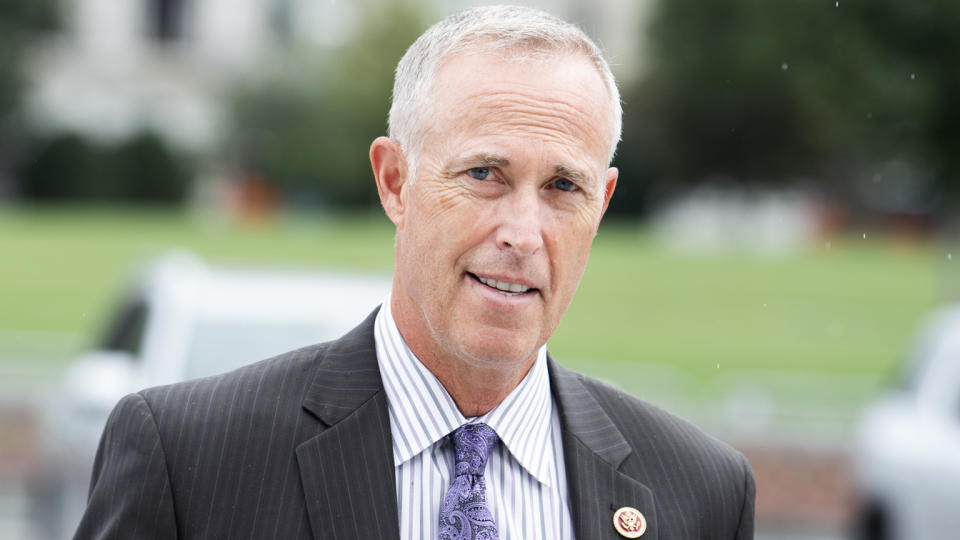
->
xmin=467 ymin=167 xmax=491 ymax=180
xmin=553 ymin=177 xmax=577 ymax=192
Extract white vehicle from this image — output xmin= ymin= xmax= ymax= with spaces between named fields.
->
xmin=853 ymin=305 xmax=960 ymax=540
xmin=28 ymin=253 xmax=391 ymax=539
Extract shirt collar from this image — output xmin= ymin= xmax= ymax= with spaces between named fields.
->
xmin=374 ymin=295 xmax=556 ymax=486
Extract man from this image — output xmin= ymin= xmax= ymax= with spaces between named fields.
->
xmin=77 ymin=6 xmax=754 ymax=540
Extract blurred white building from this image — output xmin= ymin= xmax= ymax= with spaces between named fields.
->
xmin=24 ymin=0 xmax=354 ymax=151
xmin=24 ymin=0 xmax=649 ymax=153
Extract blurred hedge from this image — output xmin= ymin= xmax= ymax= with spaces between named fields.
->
xmin=17 ymin=132 xmax=191 ymax=204
xmin=0 ymin=0 xmax=60 ymax=183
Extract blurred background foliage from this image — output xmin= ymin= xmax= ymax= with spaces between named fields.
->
xmin=0 ymin=0 xmax=59 ymax=116
xmin=613 ymin=0 xmax=959 ymax=218
xmin=229 ymin=0 xmax=427 ymax=208
xmin=17 ymin=131 xmax=191 ymax=203
xmin=1 ymin=0 xmax=956 ymax=220
xmin=0 ymin=0 xmax=60 ymax=186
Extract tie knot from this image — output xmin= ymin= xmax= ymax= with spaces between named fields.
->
xmin=451 ymin=423 xmax=499 ymax=477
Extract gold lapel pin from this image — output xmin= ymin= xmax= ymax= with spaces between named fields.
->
xmin=612 ymin=506 xmax=647 ymax=538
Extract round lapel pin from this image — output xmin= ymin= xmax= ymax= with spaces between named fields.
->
xmin=612 ymin=506 xmax=647 ymax=538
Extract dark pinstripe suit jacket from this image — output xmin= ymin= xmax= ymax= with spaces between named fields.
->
xmin=76 ymin=309 xmax=754 ymax=539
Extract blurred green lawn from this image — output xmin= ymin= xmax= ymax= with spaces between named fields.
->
xmin=0 ymin=206 xmax=942 ymax=400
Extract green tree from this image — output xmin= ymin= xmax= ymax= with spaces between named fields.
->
xmin=0 ymin=0 xmax=59 ymax=173
xmin=18 ymin=131 xmax=192 ymax=203
xmin=613 ymin=0 xmax=960 ymax=216
xmin=231 ymin=0 xmax=428 ymax=208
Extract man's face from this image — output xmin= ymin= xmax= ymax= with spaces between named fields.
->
xmin=388 ymin=50 xmax=617 ymax=372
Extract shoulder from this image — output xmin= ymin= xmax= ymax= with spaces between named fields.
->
xmin=127 ymin=306 xmax=381 ymax=440
xmin=134 ymin=306 xmax=381 ymax=415
xmin=557 ymin=366 xmax=752 ymax=495
xmin=557 ymin=368 xmax=754 ymax=535
xmin=134 ymin=340 xmax=332 ymax=430
xmin=583 ymin=372 xmax=746 ymax=465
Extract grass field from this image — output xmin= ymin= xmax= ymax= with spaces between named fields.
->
xmin=0 ymin=205 xmax=947 ymax=424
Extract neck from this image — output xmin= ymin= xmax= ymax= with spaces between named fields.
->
xmin=389 ymin=294 xmax=537 ymax=418
xmin=420 ymin=350 xmax=536 ymax=418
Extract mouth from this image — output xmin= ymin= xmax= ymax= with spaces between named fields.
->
xmin=467 ymin=272 xmax=538 ymax=297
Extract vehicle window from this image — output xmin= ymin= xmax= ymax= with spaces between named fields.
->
xmin=183 ymin=322 xmax=331 ymax=380
xmin=99 ymin=298 xmax=149 ymax=357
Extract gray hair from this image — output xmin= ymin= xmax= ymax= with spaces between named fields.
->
xmin=388 ymin=5 xmax=622 ymax=172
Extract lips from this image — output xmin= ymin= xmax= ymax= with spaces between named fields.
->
xmin=468 ymin=273 xmax=537 ymax=296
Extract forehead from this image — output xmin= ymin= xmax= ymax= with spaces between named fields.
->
xmin=425 ymin=51 xmax=612 ymax=171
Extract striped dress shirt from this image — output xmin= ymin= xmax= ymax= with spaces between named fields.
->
xmin=374 ymin=296 xmax=576 ymax=539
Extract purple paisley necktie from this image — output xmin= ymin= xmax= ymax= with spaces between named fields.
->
xmin=438 ymin=423 xmax=500 ymax=540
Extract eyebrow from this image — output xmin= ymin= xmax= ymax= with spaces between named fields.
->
xmin=443 ymin=153 xmax=597 ymax=194
xmin=554 ymin=164 xmax=596 ymax=194
xmin=444 ymin=153 xmax=511 ymax=173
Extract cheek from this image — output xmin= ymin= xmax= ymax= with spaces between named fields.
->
xmin=547 ymin=201 xmax=603 ymax=244
xmin=412 ymin=171 xmax=481 ymax=220
xmin=545 ymin=212 xmax=598 ymax=283
xmin=405 ymin=183 xmax=491 ymax=262
xmin=547 ymin=188 xmax=606 ymax=231
xmin=570 ymin=207 xmax=603 ymax=234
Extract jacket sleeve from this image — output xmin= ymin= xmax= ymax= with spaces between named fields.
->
xmin=734 ymin=453 xmax=756 ymax=540
xmin=74 ymin=393 xmax=177 ymax=539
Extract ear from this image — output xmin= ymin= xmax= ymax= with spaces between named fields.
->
xmin=599 ymin=166 xmax=618 ymax=219
xmin=370 ymin=136 xmax=409 ymax=227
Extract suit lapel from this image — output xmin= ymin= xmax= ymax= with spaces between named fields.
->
xmin=296 ymin=309 xmax=401 ymax=540
xmin=549 ymin=358 xmax=659 ymax=539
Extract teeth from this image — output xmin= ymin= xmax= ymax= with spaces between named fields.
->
xmin=478 ymin=276 xmax=530 ymax=295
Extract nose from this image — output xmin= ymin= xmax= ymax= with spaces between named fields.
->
xmin=495 ymin=188 xmax=544 ymax=256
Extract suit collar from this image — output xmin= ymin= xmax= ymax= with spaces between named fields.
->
xmin=297 ymin=307 xmax=401 ymax=540
xmin=548 ymin=356 xmax=632 ymax=468
xmin=549 ymin=356 xmax=660 ymax=539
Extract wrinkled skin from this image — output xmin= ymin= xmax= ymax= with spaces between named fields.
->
xmin=371 ymin=50 xmax=617 ymax=416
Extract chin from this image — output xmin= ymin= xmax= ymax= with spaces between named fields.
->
xmin=454 ymin=332 xmax=542 ymax=369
